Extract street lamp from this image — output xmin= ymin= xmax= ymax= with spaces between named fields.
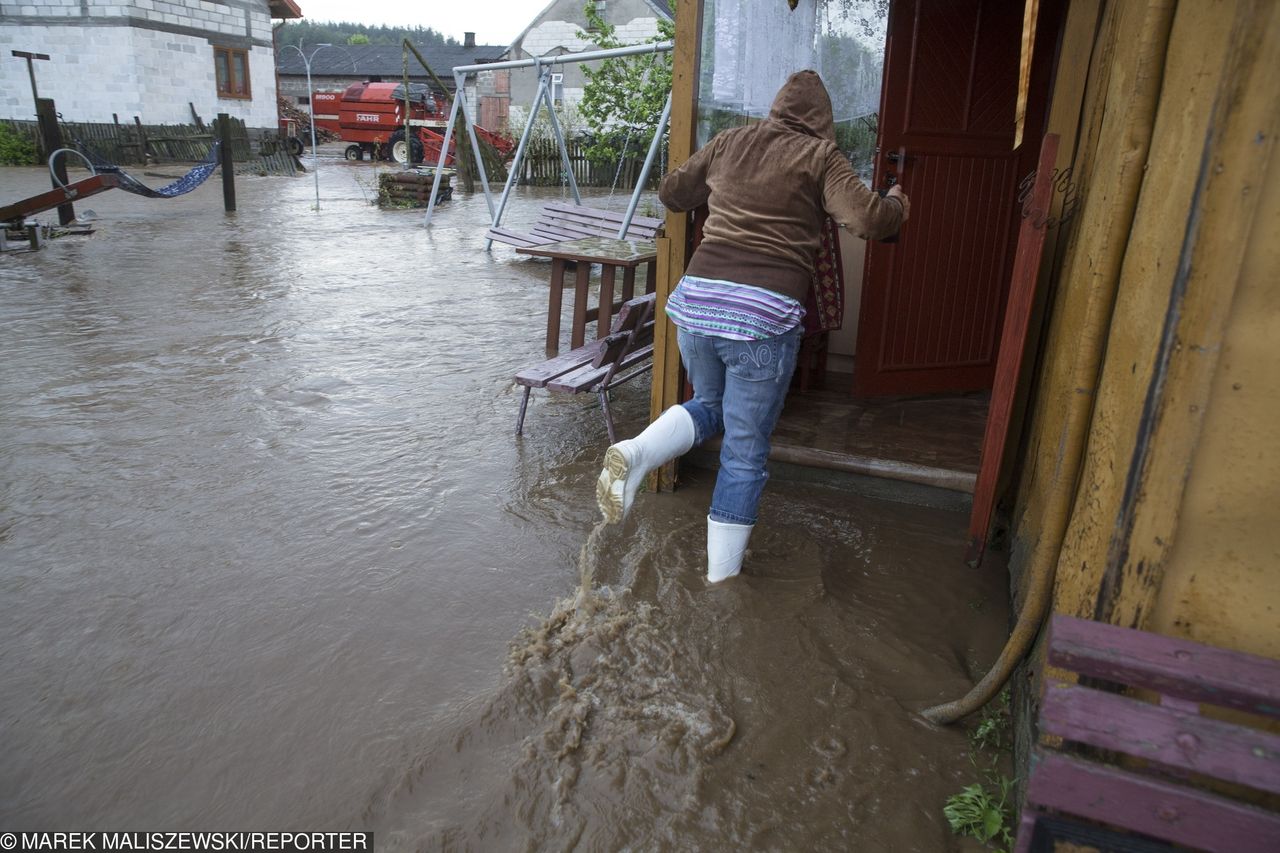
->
xmin=279 ymin=42 xmax=333 ymax=210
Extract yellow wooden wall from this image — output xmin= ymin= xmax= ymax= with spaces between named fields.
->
xmin=1146 ymin=146 xmax=1280 ymax=659
xmin=1011 ymin=0 xmax=1279 ymax=656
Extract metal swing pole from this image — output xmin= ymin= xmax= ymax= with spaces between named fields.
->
xmin=424 ymin=91 xmax=463 ymax=227
xmin=619 ymin=89 xmax=671 ymax=239
xmin=541 ymin=69 xmax=581 ymax=205
xmin=455 ymin=71 xmax=495 ymax=220
xmin=485 ymin=67 xmax=551 ymax=250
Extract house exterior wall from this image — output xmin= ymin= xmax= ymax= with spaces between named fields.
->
xmin=1010 ymin=0 xmax=1279 ymax=666
xmin=505 ymin=0 xmax=667 ymax=114
xmin=1143 ymin=151 xmax=1280 ymax=660
xmin=0 ymin=0 xmax=278 ymax=128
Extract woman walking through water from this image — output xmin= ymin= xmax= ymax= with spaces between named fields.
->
xmin=596 ymin=70 xmax=909 ymax=582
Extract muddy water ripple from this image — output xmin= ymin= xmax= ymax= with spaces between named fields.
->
xmin=1 ymin=160 xmax=1005 ymax=850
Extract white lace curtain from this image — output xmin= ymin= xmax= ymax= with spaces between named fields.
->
xmin=701 ymin=0 xmax=886 ymax=125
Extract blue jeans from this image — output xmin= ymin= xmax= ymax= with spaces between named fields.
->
xmin=677 ymin=326 xmax=802 ymax=525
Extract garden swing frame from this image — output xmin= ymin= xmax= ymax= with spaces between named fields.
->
xmin=423 ymin=40 xmax=674 ymax=246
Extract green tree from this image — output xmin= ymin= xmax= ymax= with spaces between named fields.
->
xmin=277 ymin=21 xmax=457 ymax=50
xmin=575 ymin=0 xmax=674 ymax=166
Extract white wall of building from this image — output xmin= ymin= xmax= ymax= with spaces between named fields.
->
xmin=506 ymin=0 xmax=668 ymax=107
xmin=0 ymin=0 xmax=278 ymax=129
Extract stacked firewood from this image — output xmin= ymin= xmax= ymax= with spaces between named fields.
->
xmin=277 ymin=96 xmax=339 ymax=143
xmin=377 ymin=170 xmax=453 ymax=208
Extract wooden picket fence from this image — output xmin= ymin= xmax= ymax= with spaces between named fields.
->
xmin=519 ymin=138 xmax=665 ymax=189
xmin=2 ymin=115 xmax=297 ymax=176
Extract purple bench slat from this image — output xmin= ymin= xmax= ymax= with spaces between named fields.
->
xmin=1049 ymin=615 xmax=1280 ymax=718
xmin=1040 ymin=680 xmax=1280 ymax=795
xmin=1025 ymin=750 xmax=1280 ymax=853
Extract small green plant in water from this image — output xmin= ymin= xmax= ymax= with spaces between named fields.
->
xmin=943 ymin=777 xmax=1014 ymax=851
xmin=945 ymin=688 xmax=1016 ymax=851
xmin=970 ymin=687 xmax=1011 ymax=753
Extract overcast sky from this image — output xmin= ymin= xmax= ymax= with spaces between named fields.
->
xmin=294 ymin=0 xmax=550 ymax=47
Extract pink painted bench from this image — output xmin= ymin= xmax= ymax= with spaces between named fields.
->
xmin=1016 ymin=615 xmax=1280 ymax=852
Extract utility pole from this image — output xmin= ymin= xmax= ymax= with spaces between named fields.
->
xmin=11 ymin=50 xmax=50 ymax=111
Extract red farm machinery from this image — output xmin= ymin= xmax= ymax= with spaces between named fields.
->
xmin=303 ymin=82 xmax=512 ymax=166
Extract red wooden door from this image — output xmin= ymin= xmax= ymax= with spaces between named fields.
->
xmin=853 ymin=0 xmax=1025 ymax=397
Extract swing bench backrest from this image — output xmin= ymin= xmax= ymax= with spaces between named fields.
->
xmin=486 ymin=202 xmax=664 ymax=249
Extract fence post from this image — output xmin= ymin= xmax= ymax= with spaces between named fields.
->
xmin=35 ymin=98 xmax=74 ymax=225
xmin=217 ymin=113 xmax=236 ymax=212
xmin=132 ymin=116 xmax=149 ymax=165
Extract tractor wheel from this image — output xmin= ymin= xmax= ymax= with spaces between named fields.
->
xmin=389 ymin=130 xmax=425 ymax=165
xmin=344 ymin=144 xmax=363 ymax=161
xmin=286 ymin=136 xmax=305 ymax=157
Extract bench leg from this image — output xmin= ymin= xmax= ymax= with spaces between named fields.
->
xmin=599 ymin=388 xmax=617 ymax=444
xmin=515 ymin=386 xmax=532 ymax=436
xmin=547 ymin=258 xmax=566 ymax=356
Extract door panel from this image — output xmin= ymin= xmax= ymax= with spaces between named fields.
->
xmin=854 ymin=0 xmax=1024 ymax=397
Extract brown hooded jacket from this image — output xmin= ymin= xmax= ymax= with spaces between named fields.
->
xmin=659 ymin=70 xmax=903 ymax=303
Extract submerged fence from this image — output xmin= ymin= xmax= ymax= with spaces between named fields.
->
xmin=2 ymin=115 xmax=298 ymax=176
xmin=518 ymin=138 xmax=666 ymax=189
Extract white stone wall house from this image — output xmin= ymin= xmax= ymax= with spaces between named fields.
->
xmin=503 ymin=0 xmax=672 ymax=111
xmin=0 ymin=0 xmax=301 ymax=131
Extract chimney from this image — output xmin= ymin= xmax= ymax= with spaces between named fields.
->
xmin=464 ymin=32 xmax=476 ymax=48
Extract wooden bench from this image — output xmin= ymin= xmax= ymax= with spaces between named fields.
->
xmin=515 ymin=292 xmax=656 ymax=443
xmin=487 ymin=202 xmax=664 ymax=249
xmin=1015 ymin=614 xmax=1280 ymax=853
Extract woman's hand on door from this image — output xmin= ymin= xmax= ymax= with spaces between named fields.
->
xmin=886 ymin=184 xmax=911 ymax=221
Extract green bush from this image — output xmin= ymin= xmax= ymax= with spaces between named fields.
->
xmin=0 ymin=123 xmax=38 ymax=166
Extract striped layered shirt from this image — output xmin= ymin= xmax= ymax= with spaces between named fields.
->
xmin=664 ymin=275 xmax=805 ymax=341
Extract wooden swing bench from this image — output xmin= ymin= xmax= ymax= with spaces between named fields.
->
xmin=486 ymin=202 xmax=664 ymax=249
xmin=1015 ymin=614 xmax=1280 ymax=853
xmin=515 ymin=292 xmax=656 ymax=443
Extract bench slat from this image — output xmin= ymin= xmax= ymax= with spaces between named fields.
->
xmin=607 ymin=292 xmax=655 ymax=334
xmin=1024 ymin=749 xmax=1280 ymax=853
xmin=543 ymin=202 xmax=664 ymax=230
xmin=492 ymin=202 xmax=663 ymax=250
xmin=548 ymin=342 xmax=654 ymax=393
xmin=486 ymin=227 xmax=545 ymax=248
xmin=1048 ymin=615 xmax=1280 ymax=718
xmin=1040 ymin=681 xmax=1280 ymax=795
xmin=514 ymin=339 xmax=605 ymax=387
xmin=544 ymin=210 xmax=662 ymax=239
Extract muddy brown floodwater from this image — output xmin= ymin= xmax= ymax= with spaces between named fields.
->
xmin=1 ymin=157 xmax=1007 ymax=850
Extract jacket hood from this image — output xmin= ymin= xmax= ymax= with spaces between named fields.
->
xmin=768 ymin=70 xmax=836 ymax=143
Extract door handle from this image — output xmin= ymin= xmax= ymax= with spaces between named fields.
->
xmin=886 ymin=146 xmax=908 ymax=177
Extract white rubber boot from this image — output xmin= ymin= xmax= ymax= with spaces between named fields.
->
xmin=597 ymin=405 xmax=696 ymax=523
xmin=707 ymin=516 xmax=753 ymax=583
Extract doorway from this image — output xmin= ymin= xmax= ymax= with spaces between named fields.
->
xmin=687 ymin=0 xmax=1062 ymax=501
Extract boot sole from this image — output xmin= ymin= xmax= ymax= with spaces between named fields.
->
xmin=596 ymin=446 xmax=630 ymax=524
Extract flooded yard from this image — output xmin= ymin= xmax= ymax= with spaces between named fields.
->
xmin=1 ymin=157 xmax=1006 ymax=849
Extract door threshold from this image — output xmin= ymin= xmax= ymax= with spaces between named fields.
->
xmin=685 ymin=440 xmax=976 ymax=512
